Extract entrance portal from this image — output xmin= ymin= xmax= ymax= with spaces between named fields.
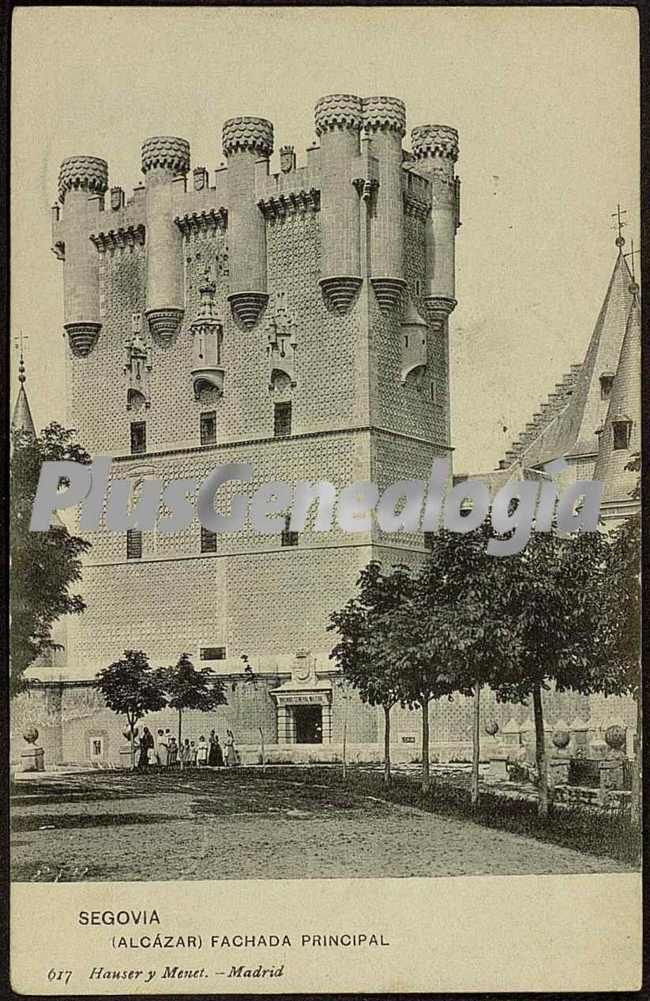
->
xmin=293 ymin=706 xmax=323 ymax=744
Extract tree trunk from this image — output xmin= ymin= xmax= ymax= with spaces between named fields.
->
xmin=128 ymin=719 xmax=135 ymax=771
xmin=631 ymin=691 xmax=642 ymax=828
xmin=421 ymin=699 xmax=430 ymax=793
xmin=178 ymin=708 xmax=182 ymax=747
xmin=259 ymin=726 xmax=265 ymax=770
xmin=532 ymin=682 xmax=549 ymax=818
xmin=342 ymin=715 xmax=348 ymax=782
xmin=471 ymin=683 xmax=481 ymax=806
xmin=383 ymin=704 xmax=391 ymax=785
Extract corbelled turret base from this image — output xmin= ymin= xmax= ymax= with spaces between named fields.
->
xmin=64 ymin=322 xmax=102 ymax=357
xmin=424 ymin=295 xmax=457 ymax=329
xmin=371 ymin=277 xmax=406 ymax=314
xmin=319 ymin=277 xmax=363 ymax=315
xmin=145 ymin=308 xmax=184 ymax=346
xmin=228 ymin=292 xmax=269 ymax=330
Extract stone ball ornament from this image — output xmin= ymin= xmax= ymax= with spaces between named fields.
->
xmin=484 ymin=720 xmax=499 ymax=736
xmin=552 ymin=729 xmax=571 ymax=749
xmin=604 ymin=724 xmax=626 ymax=750
xmin=23 ymin=727 xmax=39 ymax=745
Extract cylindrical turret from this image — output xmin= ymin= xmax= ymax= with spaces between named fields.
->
xmin=362 ymin=96 xmax=406 ymax=313
xmin=58 ymin=155 xmax=109 ymax=356
xmin=315 ymin=94 xmax=363 ymax=314
xmin=411 ymin=125 xmax=460 ymax=328
xmin=142 ymin=136 xmax=190 ymax=344
xmin=222 ymin=117 xmax=273 ymax=329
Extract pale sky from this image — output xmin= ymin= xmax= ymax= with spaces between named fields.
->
xmin=11 ymin=6 xmax=639 ymax=472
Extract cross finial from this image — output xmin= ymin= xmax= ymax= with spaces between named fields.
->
xmin=14 ymin=331 xmax=28 ymax=383
xmin=612 ymin=203 xmax=627 ymax=250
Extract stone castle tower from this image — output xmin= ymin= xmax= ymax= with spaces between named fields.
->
xmin=33 ymin=95 xmax=461 ymax=760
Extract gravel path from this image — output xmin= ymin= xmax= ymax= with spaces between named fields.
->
xmin=11 ymin=771 xmax=632 ymax=881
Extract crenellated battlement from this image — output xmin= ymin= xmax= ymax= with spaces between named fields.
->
xmin=222 ymin=117 xmax=274 ymax=158
xmin=141 ymin=136 xmax=190 ymax=176
xmin=411 ymin=125 xmax=459 ymax=163
xmin=314 ymin=94 xmax=363 ymax=134
xmin=52 ymin=96 xmax=460 ymax=356
xmin=361 ymin=95 xmax=406 ymax=136
xmin=58 ymin=155 xmax=108 ymax=203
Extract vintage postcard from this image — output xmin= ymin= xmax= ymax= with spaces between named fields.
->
xmin=9 ymin=5 xmax=642 ymax=994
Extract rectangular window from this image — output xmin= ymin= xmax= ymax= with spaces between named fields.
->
xmin=201 ymin=526 xmax=217 ymax=553
xmin=274 ymin=401 xmax=292 ymax=437
xmin=126 ymin=529 xmax=142 ymax=560
xmin=613 ymin=421 xmax=631 ymax=451
xmin=130 ymin=421 xmax=146 ymax=454
xmin=200 ymin=411 xmax=217 ymax=445
xmin=281 ymin=514 xmax=299 ymax=547
xmin=200 ymin=647 xmax=226 ymax=661
xmin=90 ymin=737 xmax=104 ymax=757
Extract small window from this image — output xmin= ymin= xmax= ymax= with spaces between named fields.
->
xmin=200 ymin=410 xmax=217 ymax=445
xmin=130 ymin=421 xmax=146 ymax=454
xmin=274 ymin=401 xmax=292 ymax=437
xmin=600 ymin=373 xmax=615 ymax=400
xmin=281 ymin=514 xmax=299 ymax=547
xmin=89 ymin=737 xmax=104 ymax=757
xmin=415 ymin=280 xmax=421 ymax=296
xmin=404 ymin=335 xmax=409 ymax=348
xmin=201 ymin=526 xmax=217 ymax=553
xmin=200 ymin=646 xmax=226 ymax=661
xmin=126 ymin=529 xmax=142 ymax=560
xmin=423 ymin=531 xmax=435 ymax=551
xmin=612 ymin=419 xmax=631 ymax=451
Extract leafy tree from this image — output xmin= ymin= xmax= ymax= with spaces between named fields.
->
xmin=96 ymin=650 xmax=167 ymax=768
xmin=157 ymin=653 xmax=227 ymax=744
xmin=489 ymin=528 xmax=613 ymax=817
xmin=329 ymin=563 xmax=411 ymax=784
xmin=417 ymin=525 xmax=514 ymax=804
xmin=10 ymin=423 xmax=91 ymax=696
xmin=594 ymin=455 xmax=641 ymax=824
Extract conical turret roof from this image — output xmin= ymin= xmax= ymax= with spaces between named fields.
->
xmin=593 ymin=283 xmax=641 ymax=504
xmin=11 ymin=353 xmax=35 ymax=437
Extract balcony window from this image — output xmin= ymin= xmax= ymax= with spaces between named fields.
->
xmin=126 ymin=529 xmax=142 ymax=560
xmin=200 ymin=411 xmax=217 ymax=445
xmin=274 ymin=401 xmax=292 ymax=437
xmin=130 ymin=421 xmax=146 ymax=455
xmin=281 ymin=514 xmax=299 ymax=547
xmin=201 ymin=526 xmax=217 ymax=553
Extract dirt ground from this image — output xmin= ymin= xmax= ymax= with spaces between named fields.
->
xmin=11 ymin=768 xmax=633 ymax=882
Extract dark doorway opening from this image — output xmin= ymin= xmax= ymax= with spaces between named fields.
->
xmin=293 ymin=706 xmax=323 ymax=744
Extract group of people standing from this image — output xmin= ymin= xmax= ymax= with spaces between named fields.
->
xmin=135 ymin=727 xmax=238 ymax=770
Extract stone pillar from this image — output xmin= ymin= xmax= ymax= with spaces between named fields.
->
xmin=58 ymin=155 xmax=109 ymax=356
xmin=142 ymin=136 xmax=190 ymax=345
xmin=362 ymin=95 xmax=407 ymax=312
xmin=321 ymin=703 xmax=333 ymax=745
xmin=410 ymin=125 xmax=460 ymax=329
xmin=315 ymin=94 xmax=364 ymax=313
xmin=21 ymin=746 xmax=45 ymax=772
xmin=222 ymin=117 xmax=273 ymax=329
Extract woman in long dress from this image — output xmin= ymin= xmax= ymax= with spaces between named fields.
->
xmin=224 ymin=729 xmax=237 ymax=767
xmin=208 ymin=730 xmax=218 ymax=767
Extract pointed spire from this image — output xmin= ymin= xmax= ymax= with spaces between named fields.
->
xmin=11 ymin=344 xmax=36 ymax=437
xmin=593 ymin=279 xmax=641 ymax=508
